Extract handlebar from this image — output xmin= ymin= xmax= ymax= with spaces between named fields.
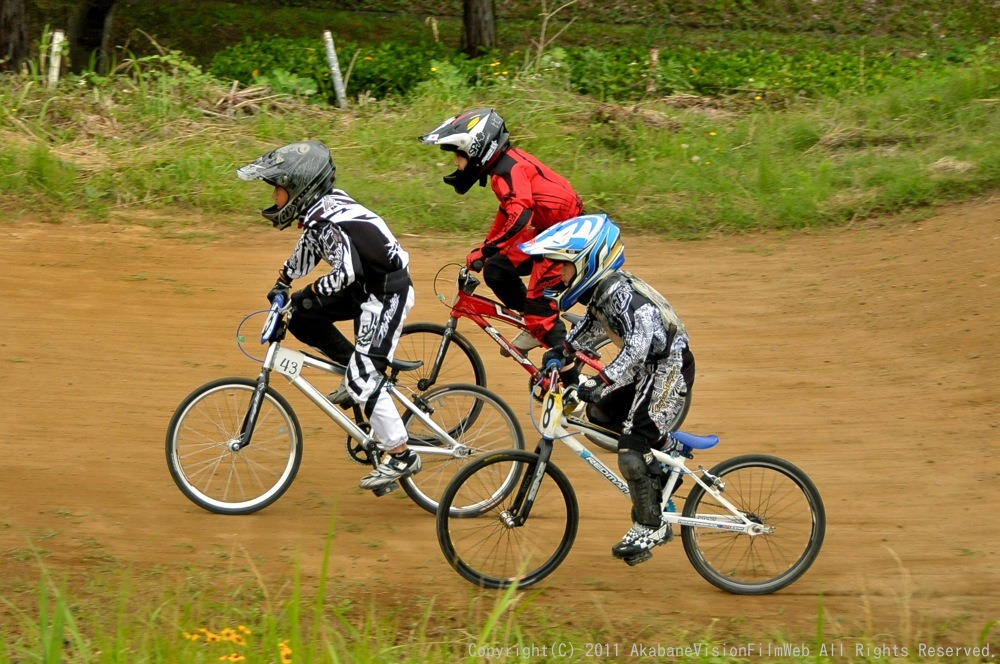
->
xmin=260 ymin=293 xmax=291 ymax=344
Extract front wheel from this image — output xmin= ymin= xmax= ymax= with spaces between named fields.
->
xmin=400 ymin=384 xmax=525 ymax=515
xmin=165 ymin=378 xmax=303 ymax=515
xmin=395 ymin=322 xmax=486 ymax=393
xmin=436 ymin=450 xmax=579 ymax=589
xmin=681 ymin=454 xmax=826 ymax=594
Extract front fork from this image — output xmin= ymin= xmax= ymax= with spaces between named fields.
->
xmin=417 ymin=316 xmax=460 ymax=391
xmin=234 ymin=368 xmax=271 ymax=451
xmin=506 ymin=439 xmax=556 ymax=526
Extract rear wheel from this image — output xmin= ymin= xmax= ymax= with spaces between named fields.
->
xmin=681 ymin=454 xmax=826 ymax=594
xmin=400 ymin=384 xmax=525 ymax=515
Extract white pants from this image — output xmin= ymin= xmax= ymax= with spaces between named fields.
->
xmin=344 ymin=286 xmax=415 ymax=450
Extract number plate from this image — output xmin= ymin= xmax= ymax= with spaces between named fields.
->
xmin=273 ymin=347 xmax=305 ymax=378
xmin=540 ymin=390 xmax=563 ymax=439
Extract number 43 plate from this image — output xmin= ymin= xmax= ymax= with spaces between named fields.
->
xmin=272 ymin=347 xmax=305 ymax=378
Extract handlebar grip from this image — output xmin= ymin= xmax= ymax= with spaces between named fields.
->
xmin=544 ymin=358 xmax=564 ymax=370
xmin=471 ymin=259 xmax=484 ymax=271
xmin=272 ymin=292 xmax=286 ymax=310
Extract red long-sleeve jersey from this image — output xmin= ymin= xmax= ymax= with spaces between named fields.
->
xmin=484 ymin=148 xmax=584 ymax=254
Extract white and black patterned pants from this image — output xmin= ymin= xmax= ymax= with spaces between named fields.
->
xmin=288 ymin=283 xmax=415 ymax=450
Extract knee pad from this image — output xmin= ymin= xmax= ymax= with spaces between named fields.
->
xmin=586 ymin=402 xmax=616 ymax=425
xmin=617 ymin=447 xmax=649 ymax=481
xmin=618 ymin=448 xmax=662 ymax=526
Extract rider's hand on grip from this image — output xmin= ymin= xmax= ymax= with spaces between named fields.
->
xmin=543 ymin=341 xmax=576 ymax=372
xmin=466 ymin=247 xmax=485 ymax=272
xmin=267 ymin=279 xmax=290 ymax=304
xmin=467 ymin=243 xmax=499 ymax=272
xmin=542 ymin=348 xmax=565 ymax=371
xmin=578 ymin=377 xmax=605 ymax=403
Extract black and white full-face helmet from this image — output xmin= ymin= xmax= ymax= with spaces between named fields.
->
xmin=418 ymin=108 xmax=510 ymax=194
xmin=237 ymin=140 xmax=336 ymax=229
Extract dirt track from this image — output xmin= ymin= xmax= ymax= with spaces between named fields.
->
xmin=1 ymin=198 xmax=997 ymax=645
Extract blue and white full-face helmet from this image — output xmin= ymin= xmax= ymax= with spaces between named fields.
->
xmin=520 ymin=214 xmax=625 ymax=310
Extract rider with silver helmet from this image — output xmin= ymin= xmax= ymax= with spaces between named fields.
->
xmin=522 ymin=214 xmax=696 ymax=565
xmin=237 ymin=140 xmax=421 ymax=491
xmin=419 ymin=108 xmax=584 ymax=356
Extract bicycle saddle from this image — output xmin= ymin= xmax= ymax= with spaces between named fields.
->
xmin=671 ymin=431 xmax=719 ymax=450
xmin=387 ymin=358 xmax=424 ymax=372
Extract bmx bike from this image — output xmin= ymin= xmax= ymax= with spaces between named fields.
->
xmin=165 ymin=294 xmax=525 ymax=516
xmin=435 ymin=366 xmax=826 ymax=593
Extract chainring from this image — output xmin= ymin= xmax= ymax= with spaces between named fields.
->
xmin=346 ymin=423 xmax=376 ymax=465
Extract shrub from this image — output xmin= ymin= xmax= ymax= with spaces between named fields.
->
xmin=210 ymin=35 xmax=976 ymax=105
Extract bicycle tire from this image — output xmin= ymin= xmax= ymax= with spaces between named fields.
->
xmin=680 ymin=454 xmax=825 ymax=595
xmin=166 ymin=377 xmax=303 ymax=515
xmin=400 ymin=384 xmax=525 ymax=515
xmin=395 ymin=322 xmax=487 ymax=393
xmin=436 ymin=450 xmax=579 ymax=589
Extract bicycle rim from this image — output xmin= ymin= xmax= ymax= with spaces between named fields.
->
xmin=680 ymin=454 xmax=825 ymax=594
xmin=166 ymin=378 xmax=302 ymax=515
xmin=401 ymin=384 xmax=524 ymax=515
xmin=437 ymin=451 xmax=579 ymax=589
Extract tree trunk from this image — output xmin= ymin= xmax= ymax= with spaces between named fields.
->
xmin=461 ymin=0 xmax=496 ymax=57
xmin=69 ymin=0 xmax=117 ymax=74
xmin=0 ymin=0 xmax=29 ymax=72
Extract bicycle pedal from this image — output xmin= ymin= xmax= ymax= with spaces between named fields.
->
xmin=622 ymin=551 xmax=653 ymax=567
xmin=371 ymin=482 xmax=399 ymax=497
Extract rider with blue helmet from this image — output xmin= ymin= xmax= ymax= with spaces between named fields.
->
xmin=521 ymin=214 xmax=696 ymax=565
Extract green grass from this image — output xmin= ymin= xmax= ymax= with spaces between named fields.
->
xmin=1 ymin=39 xmax=999 ymax=236
xmin=3 ymin=550 xmax=997 ymax=661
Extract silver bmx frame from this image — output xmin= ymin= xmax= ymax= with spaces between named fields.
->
xmin=262 ymin=343 xmax=473 ymax=459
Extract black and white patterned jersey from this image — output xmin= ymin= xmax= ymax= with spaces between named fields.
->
xmin=566 ymin=271 xmax=686 ymax=386
xmin=281 ymin=189 xmax=409 ymax=296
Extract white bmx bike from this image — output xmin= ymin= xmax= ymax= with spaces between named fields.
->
xmin=166 ymin=294 xmax=525 ymax=516
xmin=435 ymin=366 xmax=826 ymax=593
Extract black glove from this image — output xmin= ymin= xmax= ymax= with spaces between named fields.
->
xmin=267 ymin=279 xmax=290 ymax=304
xmin=577 ymin=378 xmax=605 ymax=403
xmin=290 ymin=286 xmax=321 ymax=311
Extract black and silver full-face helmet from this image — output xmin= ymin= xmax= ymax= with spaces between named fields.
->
xmin=418 ymin=108 xmax=510 ymax=194
xmin=237 ymin=140 xmax=336 ymax=229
